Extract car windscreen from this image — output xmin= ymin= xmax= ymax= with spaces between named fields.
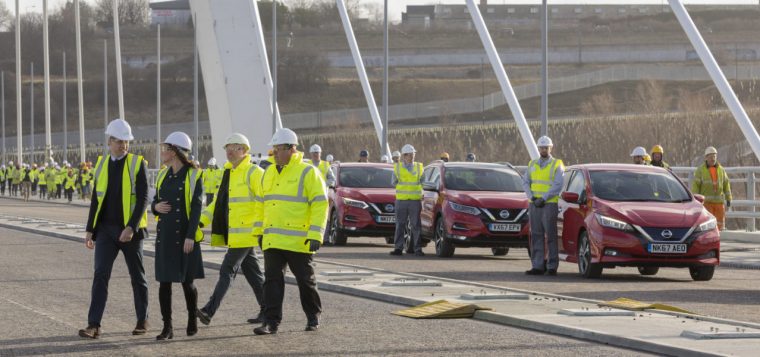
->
xmin=444 ymin=167 xmax=523 ymax=192
xmin=589 ymin=170 xmax=691 ymax=202
xmin=339 ymin=167 xmax=394 ymax=188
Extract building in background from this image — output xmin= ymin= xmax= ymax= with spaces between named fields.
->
xmin=150 ymin=0 xmax=191 ymax=27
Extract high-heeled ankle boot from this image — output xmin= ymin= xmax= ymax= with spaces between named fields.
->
xmin=184 ymin=282 xmax=199 ymax=336
xmin=156 ymin=322 xmax=173 ymax=340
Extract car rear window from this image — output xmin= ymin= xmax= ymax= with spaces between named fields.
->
xmin=339 ymin=167 xmax=394 ymax=188
xmin=589 ymin=170 xmax=691 ymax=202
xmin=444 ymin=167 xmax=523 ymax=192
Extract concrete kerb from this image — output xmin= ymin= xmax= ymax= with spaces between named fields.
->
xmin=1 ymin=220 xmax=756 ymax=356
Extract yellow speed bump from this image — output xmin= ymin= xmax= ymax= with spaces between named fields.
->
xmin=393 ymin=300 xmax=493 ymax=319
xmin=598 ymin=297 xmax=695 ymax=315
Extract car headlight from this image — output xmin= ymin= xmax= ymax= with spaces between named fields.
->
xmin=595 ymin=214 xmax=633 ymax=232
xmin=449 ymin=202 xmax=481 ymax=216
xmin=696 ymin=218 xmax=717 ymax=232
xmin=342 ymin=197 xmax=369 ymax=209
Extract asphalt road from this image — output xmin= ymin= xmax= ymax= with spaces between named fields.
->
xmin=0 ymin=225 xmax=648 ymax=356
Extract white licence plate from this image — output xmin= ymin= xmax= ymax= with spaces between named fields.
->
xmin=648 ymin=243 xmax=687 ymax=254
xmin=488 ymin=223 xmax=521 ymax=232
xmin=376 ymin=215 xmax=396 ymax=224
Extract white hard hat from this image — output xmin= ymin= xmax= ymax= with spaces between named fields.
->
xmin=704 ymin=146 xmax=718 ymax=156
xmin=309 ymin=144 xmax=322 ymax=153
xmin=380 ymin=155 xmax=390 ymax=163
xmin=105 ymin=119 xmax=134 ymax=141
xmin=208 ymin=158 xmax=217 ymax=166
xmin=225 ymin=133 xmax=250 ymax=150
xmin=391 ymin=151 xmax=401 ymax=158
xmin=536 ymin=136 xmax=553 ymax=147
xmin=163 ymin=131 xmax=192 ymax=152
xmin=268 ymin=128 xmax=299 ymax=146
xmin=401 ymin=144 xmax=416 ymax=154
xmin=326 ymin=154 xmax=334 ymax=162
xmin=630 ymin=146 xmax=647 ymax=157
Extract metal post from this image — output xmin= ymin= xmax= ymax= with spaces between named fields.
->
xmin=1 ymin=71 xmax=5 ymax=163
xmin=75 ymin=0 xmax=86 ymax=163
xmin=30 ymin=63 xmax=34 ymax=163
xmin=15 ymin=0 xmax=21 ymax=164
xmin=381 ymin=0 xmax=388 ymax=159
xmin=272 ymin=0 xmax=278 ymax=134
xmin=43 ymin=0 xmax=52 ymax=162
xmin=540 ymin=0 xmax=548 ymax=136
xmin=748 ymin=173 xmax=756 ymax=232
xmin=193 ymin=16 xmax=199 ymax=159
xmin=104 ymin=39 xmax=108 ymax=150
xmin=63 ymin=52 xmax=68 ymax=163
xmin=112 ymin=0 xmax=125 ymax=121
xmin=157 ymin=24 xmax=161 ymax=168
xmin=465 ymin=0 xmax=538 ymax=159
xmin=668 ymin=0 xmax=760 ymax=162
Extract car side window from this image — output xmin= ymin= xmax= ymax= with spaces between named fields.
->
xmin=429 ymin=167 xmax=441 ymax=186
xmin=567 ymin=170 xmax=586 ymax=195
xmin=422 ymin=167 xmax=433 ymax=182
xmin=563 ymin=170 xmax=575 ymax=191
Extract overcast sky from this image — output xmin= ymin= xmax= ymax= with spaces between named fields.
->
xmin=4 ymin=0 xmax=757 ymax=22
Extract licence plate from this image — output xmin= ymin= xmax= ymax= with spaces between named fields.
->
xmin=376 ymin=215 xmax=396 ymax=224
xmin=648 ymin=243 xmax=687 ymax=254
xmin=488 ymin=223 xmax=521 ymax=232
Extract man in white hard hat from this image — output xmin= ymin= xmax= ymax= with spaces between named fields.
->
xmin=254 ymin=128 xmax=328 ymax=335
xmin=523 ymin=136 xmax=565 ymax=276
xmin=80 ymin=119 xmax=150 ymax=338
xmin=691 ymin=146 xmax=732 ymax=230
xmin=203 ymin=158 xmax=220 ymax=207
xmin=196 ymin=133 xmax=267 ymax=327
xmin=630 ymin=146 xmax=648 ymax=165
xmin=325 ymin=154 xmax=334 ymax=164
xmin=380 ymin=155 xmax=391 ymax=164
xmin=391 ymin=151 xmax=401 ymax=164
xmin=390 ymin=144 xmax=425 ymax=256
xmin=308 ymin=144 xmax=335 ymax=187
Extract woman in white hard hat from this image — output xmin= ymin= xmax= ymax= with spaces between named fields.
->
xmin=152 ymin=131 xmax=205 ymax=340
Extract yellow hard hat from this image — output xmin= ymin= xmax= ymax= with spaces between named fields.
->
xmin=651 ymin=145 xmax=664 ymax=155
xmin=440 ymin=152 xmax=450 ymax=159
xmin=644 ymin=154 xmax=652 ymax=163
xmin=267 ymin=149 xmax=274 ymax=156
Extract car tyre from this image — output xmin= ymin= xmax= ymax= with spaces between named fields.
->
xmin=328 ymin=211 xmax=348 ymax=246
xmin=434 ymin=217 xmax=455 ymax=258
xmin=637 ymin=266 xmax=659 ymax=276
xmin=491 ymin=247 xmax=509 ymax=256
xmin=689 ymin=266 xmax=715 ymax=281
xmin=578 ymin=232 xmax=603 ymax=278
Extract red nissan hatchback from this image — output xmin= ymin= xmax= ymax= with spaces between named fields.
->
xmin=557 ymin=164 xmax=720 ymax=280
xmin=420 ymin=162 xmax=530 ymax=258
xmin=324 ymin=163 xmax=397 ymax=246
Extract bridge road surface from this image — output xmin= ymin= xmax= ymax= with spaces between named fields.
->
xmin=0 ymin=199 xmax=758 ymax=321
xmin=0 ymin=227 xmax=651 ymax=356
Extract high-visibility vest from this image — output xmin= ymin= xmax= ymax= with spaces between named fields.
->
xmin=55 ymin=169 xmax=65 ymax=184
xmin=202 ymin=167 xmax=220 ymax=195
xmin=199 ymin=155 xmax=263 ymax=248
xmin=394 ymin=162 xmax=424 ymax=200
xmin=309 ymin=159 xmax=331 ymax=181
xmin=92 ymin=153 xmax=148 ymax=229
xmin=45 ymin=168 xmax=57 ymax=186
xmin=528 ymin=158 xmax=564 ymax=203
xmin=156 ymin=166 xmax=204 ymax=242
xmin=691 ymin=163 xmax=732 ymax=204
xmin=261 ymin=151 xmax=328 ymax=254
xmin=64 ymin=174 xmax=77 ymax=189
xmin=0 ymin=168 xmax=5 ymax=181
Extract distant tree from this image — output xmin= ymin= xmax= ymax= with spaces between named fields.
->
xmin=93 ymin=0 xmax=149 ymax=27
xmin=278 ymin=50 xmax=329 ymax=94
xmin=0 ymin=2 xmax=12 ymax=31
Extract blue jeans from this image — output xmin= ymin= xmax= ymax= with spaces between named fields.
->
xmin=202 ymin=247 xmax=264 ymax=317
xmin=87 ymin=224 xmax=149 ymax=327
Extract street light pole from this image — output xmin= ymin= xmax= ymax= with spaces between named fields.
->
xmin=75 ymin=0 xmax=86 ymax=163
xmin=157 ymin=24 xmax=161 ymax=168
xmin=1 ymin=72 xmax=5 ymax=164
xmin=43 ymin=0 xmax=52 ymax=162
xmin=15 ymin=0 xmax=22 ymax=164
xmin=104 ymin=39 xmax=108 ymax=151
xmin=272 ymin=0 xmax=278 ymax=135
xmin=540 ymin=0 xmax=548 ymax=137
xmin=112 ymin=0 xmax=125 ymax=121
xmin=63 ymin=52 xmax=68 ymax=163
xmin=193 ymin=15 xmax=199 ymax=160
xmin=30 ymin=63 xmax=34 ymax=163
xmin=382 ymin=0 xmax=389 ymax=160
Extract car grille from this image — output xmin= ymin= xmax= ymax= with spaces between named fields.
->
xmin=640 ymin=227 xmax=692 ymax=242
xmin=483 ymin=208 xmax=525 ymax=222
xmin=371 ymin=202 xmax=395 ymax=214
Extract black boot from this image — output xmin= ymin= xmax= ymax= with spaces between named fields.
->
xmin=183 ymin=282 xmax=199 ymax=336
xmin=156 ymin=322 xmax=173 ymax=341
xmin=157 ymin=282 xmax=173 ymax=340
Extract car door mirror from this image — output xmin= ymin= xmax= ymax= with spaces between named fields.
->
xmin=561 ymin=191 xmax=580 ymax=204
xmin=422 ymin=181 xmax=438 ymax=192
xmin=694 ymin=194 xmax=705 ymax=203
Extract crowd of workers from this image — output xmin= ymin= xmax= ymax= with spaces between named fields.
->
xmin=0 ymin=160 xmax=93 ymax=203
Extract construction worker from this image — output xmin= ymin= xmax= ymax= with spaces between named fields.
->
xmin=79 ymin=119 xmax=150 ymax=339
xmin=254 ymin=128 xmax=328 ymax=335
xmin=203 ymin=158 xmax=220 ymax=207
xmin=56 ymin=164 xmax=66 ymax=199
xmin=466 ymin=153 xmax=477 ymax=162
xmin=152 ymin=132 xmax=205 ymax=340
xmin=30 ymin=164 xmax=38 ymax=196
xmin=10 ymin=163 xmax=20 ymax=196
xmin=308 ymin=144 xmax=335 ymax=186
xmin=391 ymin=151 xmax=401 ymax=164
xmin=64 ymin=167 xmax=77 ymax=203
xmin=0 ymin=165 xmax=5 ymax=195
xmin=440 ymin=152 xmax=450 ymax=162
xmin=325 ymin=154 xmax=334 ymax=165
xmin=389 ymin=144 xmax=425 ymax=257
xmin=358 ymin=149 xmax=370 ymax=163
xmin=523 ymin=136 xmax=565 ymax=276
xmin=45 ymin=163 xmax=57 ymax=200
xmin=650 ymin=145 xmax=670 ymax=169
xmin=20 ymin=164 xmax=31 ymax=201
xmin=380 ymin=155 xmax=391 ymax=164
xmin=80 ymin=164 xmax=92 ymax=201
xmin=691 ymin=146 xmax=732 ymax=230
xmin=631 ymin=146 xmax=647 ymax=165
xmin=196 ymin=133 xmax=266 ymax=327
xmin=38 ymin=164 xmax=48 ymax=199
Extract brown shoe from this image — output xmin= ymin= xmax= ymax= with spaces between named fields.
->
xmin=132 ymin=320 xmax=149 ymax=335
xmin=78 ymin=325 xmax=101 ymax=339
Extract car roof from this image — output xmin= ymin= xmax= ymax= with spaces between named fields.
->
xmin=335 ymin=162 xmax=393 ymax=168
xmin=441 ymin=162 xmax=519 ymax=172
xmin=570 ymin=163 xmax=671 ymax=173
